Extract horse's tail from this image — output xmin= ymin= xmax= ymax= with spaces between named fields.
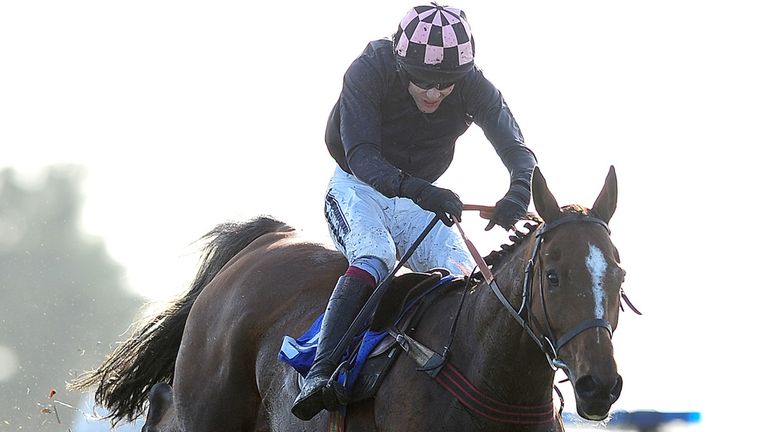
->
xmin=68 ymin=216 xmax=294 ymax=424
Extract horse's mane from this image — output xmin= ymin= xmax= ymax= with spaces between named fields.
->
xmin=484 ymin=205 xmax=589 ymax=269
xmin=69 ymin=216 xmax=294 ymax=424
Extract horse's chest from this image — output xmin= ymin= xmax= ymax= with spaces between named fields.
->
xmin=372 ymin=376 xmax=558 ymax=432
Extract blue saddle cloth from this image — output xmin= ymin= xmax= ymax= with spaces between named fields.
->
xmin=278 ymin=274 xmax=458 ymax=391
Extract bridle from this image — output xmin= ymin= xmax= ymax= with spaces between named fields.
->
xmin=458 ymin=213 xmax=616 ymax=372
xmin=389 ymin=213 xmax=639 ymax=423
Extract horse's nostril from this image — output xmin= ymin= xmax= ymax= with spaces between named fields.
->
xmin=611 ymin=375 xmax=624 ymax=398
xmin=575 ymin=375 xmax=623 ymax=400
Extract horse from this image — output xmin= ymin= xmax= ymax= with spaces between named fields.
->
xmin=70 ymin=166 xmax=630 ymax=431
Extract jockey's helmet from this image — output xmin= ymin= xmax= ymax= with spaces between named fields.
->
xmin=393 ymin=3 xmax=475 ymax=86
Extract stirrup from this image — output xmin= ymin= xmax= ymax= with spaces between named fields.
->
xmin=323 ymin=360 xmax=351 ymax=410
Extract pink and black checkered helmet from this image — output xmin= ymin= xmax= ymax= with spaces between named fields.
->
xmin=393 ymin=3 xmax=475 ymax=84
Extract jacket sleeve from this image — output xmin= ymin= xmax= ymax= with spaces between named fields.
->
xmin=338 ymin=47 xmax=405 ymax=198
xmin=463 ymin=70 xmax=537 ymax=187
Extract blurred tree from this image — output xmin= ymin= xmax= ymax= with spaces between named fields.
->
xmin=0 ymin=166 xmax=142 ymax=430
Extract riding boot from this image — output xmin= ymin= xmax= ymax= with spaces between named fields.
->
xmin=291 ymin=275 xmax=374 ymax=421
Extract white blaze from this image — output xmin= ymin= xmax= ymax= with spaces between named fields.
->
xmin=585 ymin=243 xmax=607 ymax=318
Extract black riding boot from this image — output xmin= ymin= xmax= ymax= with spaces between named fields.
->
xmin=291 ymin=275 xmax=374 ymax=421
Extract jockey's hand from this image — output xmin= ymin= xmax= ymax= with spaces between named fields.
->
xmin=485 ymin=182 xmax=530 ymax=231
xmin=401 ymin=177 xmax=463 ymax=226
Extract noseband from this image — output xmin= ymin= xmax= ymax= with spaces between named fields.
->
xmin=486 ymin=214 xmax=613 ymax=371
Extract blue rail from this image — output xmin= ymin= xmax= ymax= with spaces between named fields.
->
xmin=564 ymin=410 xmax=701 ymax=431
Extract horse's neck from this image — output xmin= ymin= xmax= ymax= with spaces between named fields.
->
xmin=451 ymin=251 xmax=556 ymax=406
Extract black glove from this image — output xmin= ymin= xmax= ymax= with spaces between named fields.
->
xmin=401 ymin=176 xmax=463 ymax=226
xmin=484 ymin=182 xmax=530 ymax=231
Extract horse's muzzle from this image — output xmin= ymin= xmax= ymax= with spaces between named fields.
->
xmin=574 ymin=373 xmax=623 ymax=420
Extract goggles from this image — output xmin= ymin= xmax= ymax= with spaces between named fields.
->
xmin=409 ymin=79 xmax=456 ymax=91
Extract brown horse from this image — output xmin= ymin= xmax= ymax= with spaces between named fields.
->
xmin=71 ymin=166 xmax=630 ymax=431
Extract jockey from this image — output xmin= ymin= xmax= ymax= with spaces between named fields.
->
xmin=292 ymin=2 xmax=537 ymax=420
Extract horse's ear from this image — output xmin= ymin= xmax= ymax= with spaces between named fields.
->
xmin=591 ymin=165 xmax=618 ymax=223
xmin=531 ymin=166 xmax=561 ymax=222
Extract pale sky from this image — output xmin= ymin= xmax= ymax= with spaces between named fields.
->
xmin=2 ymin=1 xmax=766 ymax=431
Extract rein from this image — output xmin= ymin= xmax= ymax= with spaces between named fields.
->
xmin=454 ymin=221 xmax=561 ymax=367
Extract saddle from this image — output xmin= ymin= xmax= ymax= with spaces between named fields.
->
xmin=293 ymin=269 xmax=466 ymax=404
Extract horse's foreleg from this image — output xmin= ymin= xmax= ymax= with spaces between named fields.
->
xmin=142 ymin=383 xmax=182 ymax=432
xmin=173 ymin=361 xmax=261 ymax=432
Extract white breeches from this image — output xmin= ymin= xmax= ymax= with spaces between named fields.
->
xmin=324 ymin=167 xmax=473 ymax=280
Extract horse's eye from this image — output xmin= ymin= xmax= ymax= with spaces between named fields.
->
xmin=546 ymin=271 xmax=559 ymax=286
